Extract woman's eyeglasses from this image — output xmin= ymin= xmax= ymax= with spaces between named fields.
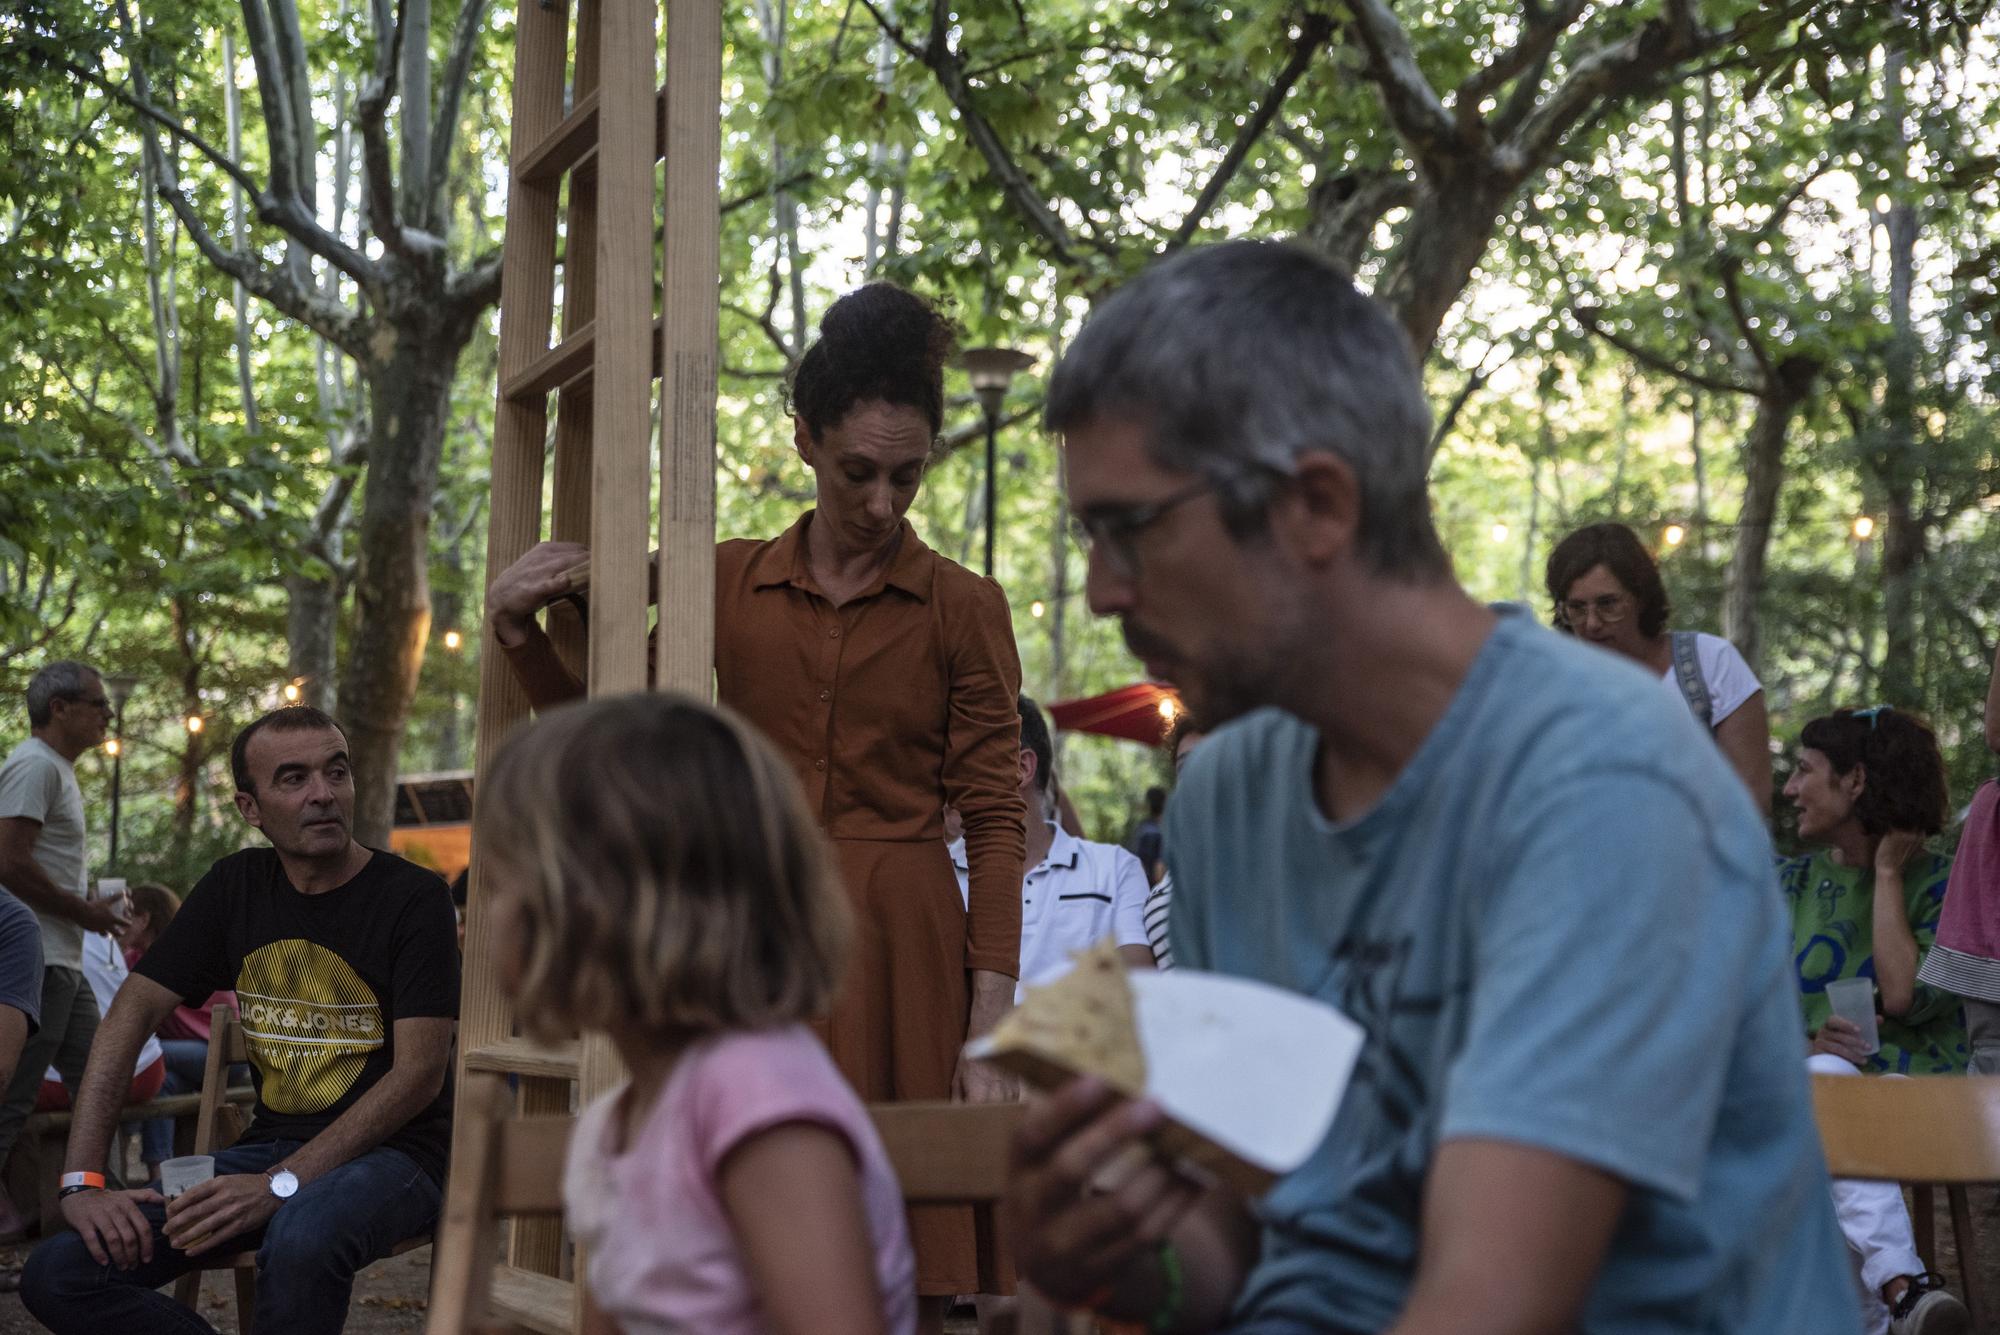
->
xmin=1559 ymin=594 xmax=1630 ymax=626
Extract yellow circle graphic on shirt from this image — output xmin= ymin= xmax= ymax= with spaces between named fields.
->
xmin=236 ymin=940 xmax=384 ymax=1114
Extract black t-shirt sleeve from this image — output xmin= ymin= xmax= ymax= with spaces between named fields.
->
xmin=133 ymin=862 xmax=233 ymax=1003
xmin=387 ymin=871 xmax=461 ymax=1022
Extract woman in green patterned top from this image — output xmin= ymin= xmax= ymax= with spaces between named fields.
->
xmin=1780 ymin=706 xmax=1966 ymax=1075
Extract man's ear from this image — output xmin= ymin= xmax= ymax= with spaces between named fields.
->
xmin=1018 ymin=748 xmax=1038 ymax=793
xmin=1271 ymin=450 xmax=1363 ymax=566
xmin=793 ymin=417 xmax=814 ymax=467
xmin=233 ymin=790 xmax=264 ymax=830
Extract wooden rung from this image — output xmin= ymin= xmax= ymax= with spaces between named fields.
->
xmin=501 ymin=314 xmax=668 ymax=404
xmin=489 ymin=1264 xmax=575 ymax=1335
xmin=463 ymin=1036 xmax=580 ymax=1081
xmin=518 ymin=90 xmax=600 ymax=187
xmin=503 ymin=319 xmax=598 ymax=403
xmin=518 ymin=87 xmax=669 ymax=190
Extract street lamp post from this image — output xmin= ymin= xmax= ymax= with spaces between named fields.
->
xmin=959 ymin=347 xmax=1036 ymax=578
xmin=102 ymin=673 xmax=140 ymax=870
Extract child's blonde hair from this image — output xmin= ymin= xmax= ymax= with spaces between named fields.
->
xmin=476 ymin=692 xmax=849 ymax=1043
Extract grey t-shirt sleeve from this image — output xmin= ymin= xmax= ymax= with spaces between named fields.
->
xmin=0 ymin=747 xmax=58 ymax=825
xmin=1439 ymin=766 xmax=1748 ymax=1203
xmin=0 ymin=892 xmax=44 ymax=1032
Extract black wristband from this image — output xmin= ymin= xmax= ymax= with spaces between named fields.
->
xmin=57 ymin=1184 xmax=102 ymax=1200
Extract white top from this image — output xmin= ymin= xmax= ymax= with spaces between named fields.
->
xmin=1661 ymin=631 xmax=1761 ymax=728
xmin=0 ymin=737 xmax=88 ymax=968
xmin=951 ymin=823 xmax=1151 ymax=1002
xmin=50 ymin=933 xmax=162 ymax=1081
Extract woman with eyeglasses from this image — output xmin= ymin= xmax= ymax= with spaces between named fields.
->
xmin=1545 ymin=522 xmax=1771 ymax=814
xmin=1779 ymin=706 xmax=1969 ymax=1333
xmin=483 ymin=283 xmax=1026 ymax=1331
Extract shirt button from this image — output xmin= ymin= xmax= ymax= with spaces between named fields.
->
xmin=828 ymin=627 xmax=841 ymax=639
xmin=814 ymin=758 xmax=826 ymax=771
xmin=819 ymin=689 xmax=831 ymax=702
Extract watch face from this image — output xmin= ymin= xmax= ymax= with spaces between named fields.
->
xmin=268 ymin=1170 xmax=300 ymax=1200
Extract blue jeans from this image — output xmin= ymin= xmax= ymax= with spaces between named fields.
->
xmin=21 ymin=1138 xmax=440 ymax=1335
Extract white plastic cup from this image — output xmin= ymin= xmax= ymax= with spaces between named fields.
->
xmin=1824 ymin=978 xmax=1880 ymax=1056
xmin=158 ymin=1154 xmax=215 ymax=1200
xmin=91 ymin=877 xmax=126 ymax=904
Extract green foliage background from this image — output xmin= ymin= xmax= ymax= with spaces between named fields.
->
xmin=2 ymin=0 xmax=1997 ymax=887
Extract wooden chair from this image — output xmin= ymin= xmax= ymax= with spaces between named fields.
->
xmin=169 ymin=1006 xmax=431 ymax=1334
xmin=427 ymin=1078 xmax=1091 ymax=1334
xmin=1812 ymin=1072 xmax=2000 ymax=1327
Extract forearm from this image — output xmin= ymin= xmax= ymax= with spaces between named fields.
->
xmin=1985 ymin=642 xmax=2000 ymax=754
xmin=494 ymin=619 xmax=586 ymax=713
xmin=1872 ymin=881 xmax=1921 ymax=1016
xmin=960 ymin=811 xmax=1025 ymax=978
xmin=63 ymin=1003 xmax=169 ymax=1172
xmin=966 ymin=969 xmax=1012 ymax=1039
xmin=0 ymin=856 xmax=83 ymax=921
xmin=275 ymin=1059 xmax=447 ymax=1186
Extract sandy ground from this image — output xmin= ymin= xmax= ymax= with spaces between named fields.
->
xmin=0 ymin=1193 xmax=1989 ymax=1331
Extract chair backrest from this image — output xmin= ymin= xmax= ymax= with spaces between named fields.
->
xmin=870 ymin=1100 xmax=1024 ymax=1203
xmin=425 ymin=1070 xmax=574 ymax=1335
xmin=424 ymin=1082 xmax=1078 ymax=1335
xmin=192 ymin=1005 xmax=251 ymax=1157
xmin=1813 ymin=1074 xmax=2000 ymax=1183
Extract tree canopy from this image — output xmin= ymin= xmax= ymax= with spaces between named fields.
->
xmin=3 ymin=0 xmax=1997 ymax=883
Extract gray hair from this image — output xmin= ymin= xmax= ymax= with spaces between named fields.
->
xmin=26 ymin=660 xmax=100 ymax=728
xmin=1044 ymin=239 xmax=1447 ymax=577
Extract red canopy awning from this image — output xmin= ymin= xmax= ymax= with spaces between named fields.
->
xmin=1046 ymin=682 xmax=1184 ymax=747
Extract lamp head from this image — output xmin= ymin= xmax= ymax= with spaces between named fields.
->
xmin=959 ymin=347 xmax=1036 ymax=419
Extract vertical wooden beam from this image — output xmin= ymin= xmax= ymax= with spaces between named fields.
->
xmin=460 ymin=0 xmax=569 ymax=1117
xmin=546 ymin=0 xmax=603 ymax=678
xmin=657 ymin=0 xmax=722 ymax=701
xmin=587 ymin=0 xmax=654 ymax=700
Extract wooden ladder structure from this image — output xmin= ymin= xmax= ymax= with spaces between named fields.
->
xmin=455 ymin=0 xmax=721 ymax=1327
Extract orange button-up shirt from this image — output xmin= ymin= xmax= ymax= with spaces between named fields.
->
xmin=501 ymin=512 xmax=1026 ymax=977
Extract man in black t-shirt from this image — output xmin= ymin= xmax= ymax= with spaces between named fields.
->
xmin=22 ymin=706 xmax=459 ymax=1335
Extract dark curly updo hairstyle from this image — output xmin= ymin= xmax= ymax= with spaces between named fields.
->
xmin=1544 ymin=522 xmax=1671 ymax=638
xmin=1799 ymin=707 xmax=1950 ymax=837
xmin=788 ymin=283 xmax=956 ymax=443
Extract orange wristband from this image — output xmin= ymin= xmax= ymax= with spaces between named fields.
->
xmin=59 ymin=1171 xmax=105 ymax=1191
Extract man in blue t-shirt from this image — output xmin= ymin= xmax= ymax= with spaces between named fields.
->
xmin=1001 ymin=241 xmax=1859 ymax=1335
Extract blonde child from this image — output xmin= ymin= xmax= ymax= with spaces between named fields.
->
xmin=478 ymin=694 xmax=916 ymax=1335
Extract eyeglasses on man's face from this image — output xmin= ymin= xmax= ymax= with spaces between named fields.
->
xmin=1560 ymin=593 xmax=1631 ymax=627
xmin=1068 ymin=476 xmax=1223 ymax=581
xmin=60 ymin=692 xmax=113 ymax=713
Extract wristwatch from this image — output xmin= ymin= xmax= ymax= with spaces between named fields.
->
xmin=266 ymin=1168 xmax=300 ymax=1200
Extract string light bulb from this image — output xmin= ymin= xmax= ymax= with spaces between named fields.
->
xmin=103 ymin=739 xmax=120 ymax=757
xmin=282 ymin=682 xmax=301 ymax=703
xmin=1662 ymin=524 xmax=1687 ymax=548
xmin=185 ymin=715 xmax=204 ymax=734
xmin=1852 ymin=515 xmax=1876 ymax=540
xmin=1157 ymin=696 xmax=1179 ymax=722
xmin=443 ymin=629 xmax=463 ymax=651
xmin=1029 ymin=600 xmax=1046 ymax=619
xmin=1490 ymin=523 xmax=1510 ymax=542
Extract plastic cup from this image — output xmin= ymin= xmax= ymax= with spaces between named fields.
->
xmin=158 ymin=1155 xmax=215 ymax=1200
xmin=1824 ymin=978 xmax=1880 ymax=1056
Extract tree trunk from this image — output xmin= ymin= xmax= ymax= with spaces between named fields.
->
xmin=1878 ymin=40 xmax=1922 ymax=702
xmin=287 ymin=567 xmax=341 ymax=710
xmin=337 ymin=314 xmax=474 ymax=846
xmin=1722 ymin=357 xmax=1819 ymax=671
xmin=169 ymin=592 xmax=204 ymax=868
xmin=1368 ymin=168 xmax=1512 ymax=368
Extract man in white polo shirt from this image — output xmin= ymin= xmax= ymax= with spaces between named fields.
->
xmin=952 ymin=696 xmax=1153 ymax=1000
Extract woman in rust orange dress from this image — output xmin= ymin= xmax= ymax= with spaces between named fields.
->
xmin=485 ymin=283 xmax=1025 ymax=1325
